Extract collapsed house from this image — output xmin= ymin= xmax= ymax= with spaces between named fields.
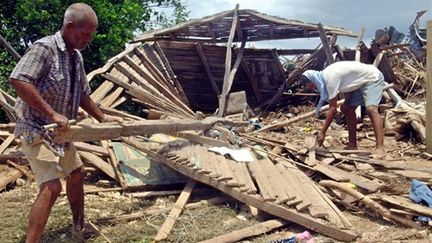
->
xmin=1 ymin=5 xmax=431 ymax=243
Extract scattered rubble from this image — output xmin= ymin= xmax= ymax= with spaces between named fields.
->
xmin=0 ymin=6 xmax=431 ymax=243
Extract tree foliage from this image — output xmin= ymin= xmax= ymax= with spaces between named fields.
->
xmin=0 ymin=0 xmax=189 ymax=88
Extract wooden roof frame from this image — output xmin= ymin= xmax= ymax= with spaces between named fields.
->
xmin=133 ymin=6 xmax=358 ymax=43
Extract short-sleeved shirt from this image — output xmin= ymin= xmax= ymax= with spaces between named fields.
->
xmin=10 ymin=31 xmax=91 ymax=137
xmin=323 ymin=61 xmax=383 ymax=100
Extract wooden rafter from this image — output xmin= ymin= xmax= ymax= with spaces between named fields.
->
xmin=317 ymin=23 xmax=334 ymax=66
xmin=195 ymin=43 xmax=220 ymax=96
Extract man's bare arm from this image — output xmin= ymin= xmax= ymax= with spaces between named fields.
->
xmin=79 ymin=94 xmax=104 ymax=122
xmin=317 ymin=98 xmax=338 ymax=146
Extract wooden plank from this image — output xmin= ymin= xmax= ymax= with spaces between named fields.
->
xmin=236 ymin=162 xmax=257 ymax=194
xmin=313 ymin=163 xmax=350 ymax=182
xmin=0 ymin=135 xmax=15 ymax=154
xmin=110 ymin=96 xmax=127 ymax=108
xmin=154 ymin=179 xmax=196 ymax=241
xmin=79 ymin=151 xmax=117 ymax=181
xmin=133 ymin=47 xmax=173 ymax=91
xmin=380 ymin=195 xmax=432 ymax=218
xmin=228 ymin=161 xmax=248 ymax=191
xmin=102 ymin=72 xmax=192 ymax=118
xmin=427 ymin=20 xmax=432 ymax=153
xmin=219 ymin=156 xmax=243 ymax=187
xmin=86 ymin=43 xmax=140 ymax=82
xmin=317 ymin=23 xmax=334 ymax=66
xmin=247 ymin=160 xmax=277 ymax=202
xmin=102 ymin=140 xmax=127 ymax=189
xmin=355 ymin=28 xmax=365 ymax=62
xmin=0 ymin=92 xmax=16 ymax=121
xmin=123 ymin=138 xmax=358 ymax=242
xmin=195 ymin=43 xmax=220 ymax=96
xmin=259 ymin=158 xmax=292 ymax=203
xmin=100 ymin=87 xmax=124 ymax=107
xmin=90 ymin=81 xmax=115 ymax=103
xmin=304 ymin=136 xmax=317 ymax=166
xmin=199 ymin=219 xmax=288 ymax=243
xmin=320 ymin=180 xmax=422 ymax=229
xmin=73 ymin=142 xmax=109 ymax=156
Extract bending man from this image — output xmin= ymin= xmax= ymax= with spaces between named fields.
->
xmin=301 ymin=61 xmax=385 ymax=157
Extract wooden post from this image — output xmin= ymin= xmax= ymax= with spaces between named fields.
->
xmin=317 ymin=23 xmax=334 ymax=66
xmin=355 ymin=27 xmax=365 ymax=62
xmin=218 ymin=4 xmax=240 ymax=117
xmin=427 ymin=21 xmax=432 ymax=152
xmin=0 ymin=34 xmax=21 ymax=61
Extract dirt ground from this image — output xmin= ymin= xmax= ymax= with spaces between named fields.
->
xmin=1 ymin=114 xmax=432 ymax=242
xmin=0 ymin=180 xmax=431 ymax=243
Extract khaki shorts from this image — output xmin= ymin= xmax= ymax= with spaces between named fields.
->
xmin=20 ymin=134 xmax=82 ymax=186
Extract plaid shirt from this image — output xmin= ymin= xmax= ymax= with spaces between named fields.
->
xmin=10 ymin=31 xmax=91 ymax=137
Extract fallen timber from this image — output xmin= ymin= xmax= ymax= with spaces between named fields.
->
xmin=123 ymin=137 xmax=358 ymax=242
xmin=51 ymin=117 xmax=248 ymax=142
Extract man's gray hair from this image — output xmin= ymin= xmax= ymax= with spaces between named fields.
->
xmin=63 ymin=3 xmax=98 ymax=27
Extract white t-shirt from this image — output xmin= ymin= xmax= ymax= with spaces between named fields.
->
xmin=323 ymin=61 xmax=382 ymax=99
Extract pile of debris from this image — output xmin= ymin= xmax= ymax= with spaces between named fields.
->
xmin=1 ymin=6 xmax=431 ymax=242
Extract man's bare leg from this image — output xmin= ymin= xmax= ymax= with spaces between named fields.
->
xmin=66 ymin=167 xmax=85 ymax=231
xmin=366 ymin=105 xmax=385 ymax=156
xmin=26 ymin=179 xmax=62 ymax=243
xmin=341 ymin=104 xmax=358 ymax=149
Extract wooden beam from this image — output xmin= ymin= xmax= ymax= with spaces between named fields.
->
xmin=320 ymin=180 xmax=422 ymax=229
xmin=51 ymin=117 xmax=248 ymax=142
xmin=317 ymin=23 xmax=334 ymax=66
xmin=195 ymin=43 xmax=220 ymax=96
xmin=427 ymin=20 xmax=432 ymax=153
xmin=86 ymin=43 xmax=140 ymax=82
xmin=199 ymin=219 xmax=288 ymax=243
xmin=79 ymin=151 xmax=117 ymax=181
xmin=0 ymin=34 xmax=21 ymax=61
xmin=218 ymin=34 xmax=247 ymax=116
xmin=133 ymin=47 xmax=170 ymax=89
xmin=370 ymin=40 xmax=397 ymax=83
xmin=0 ymin=135 xmax=15 ymax=154
xmin=355 ymin=27 xmax=365 ymax=62
xmin=74 ymin=142 xmax=110 ymax=156
xmin=154 ymin=180 xmax=196 ymax=241
xmin=218 ymin=4 xmax=240 ymax=117
xmin=235 ymin=49 xmax=262 ymax=102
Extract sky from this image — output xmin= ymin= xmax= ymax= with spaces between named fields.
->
xmin=181 ymin=0 xmax=432 ymax=50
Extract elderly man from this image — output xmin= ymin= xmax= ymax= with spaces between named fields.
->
xmin=9 ymin=3 xmax=118 ymax=242
xmin=301 ymin=61 xmax=385 ymax=157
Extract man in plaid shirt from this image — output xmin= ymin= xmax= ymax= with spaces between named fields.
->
xmin=9 ymin=3 xmax=120 ymax=242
